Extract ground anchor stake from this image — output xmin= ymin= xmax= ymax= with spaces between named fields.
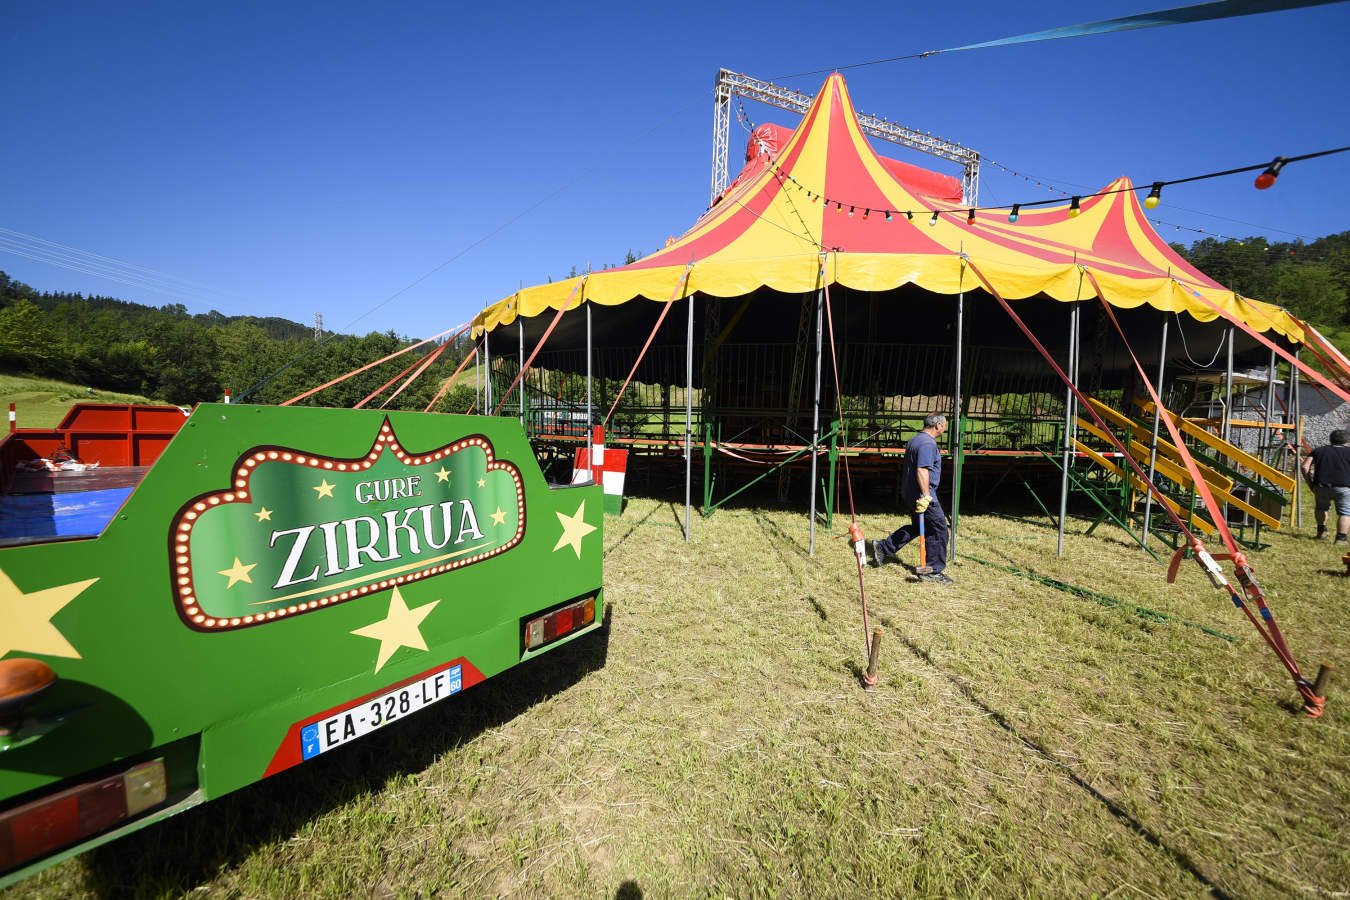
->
xmin=1313 ymin=663 xmax=1333 ymax=699
xmin=863 ymin=627 xmax=882 ymax=688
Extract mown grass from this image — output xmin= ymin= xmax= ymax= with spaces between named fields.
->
xmin=0 ymin=374 xmax=154 ymax=429
xmin=9 ymin=494 xmax=1349 ymax=898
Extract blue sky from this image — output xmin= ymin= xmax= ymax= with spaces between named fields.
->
xmin=3 ymin=0 xmax=1348 ymax=340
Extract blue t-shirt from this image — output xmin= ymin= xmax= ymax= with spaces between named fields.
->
xmin=901 ymin=430 xmax=941 ymax=502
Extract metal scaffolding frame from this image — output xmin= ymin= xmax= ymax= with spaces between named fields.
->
xmin=710 ymin=68 xmax=981 ymax=206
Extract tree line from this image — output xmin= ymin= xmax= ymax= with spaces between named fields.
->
xmin=1170 ymin=231 xmax=1350 ymax=346
xmin=0 ymin=271 xmax=479 ymax=411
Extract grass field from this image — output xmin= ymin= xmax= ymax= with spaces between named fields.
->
xmin=0 ymin=374 xmax=155 ymax=429
xmin=8 ymin=493 xmax=1350 ymax=898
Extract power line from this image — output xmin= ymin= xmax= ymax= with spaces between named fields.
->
xmin=0 ymin=227 xmax=251 ymax=309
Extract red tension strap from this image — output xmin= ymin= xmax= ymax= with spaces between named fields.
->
xmin=1192 ymin=288 xmax=1350 ymax=406
xmin=1081 ymin=269 xmax=1310 ymax=692
xmin=356 ymin=345 xmax=438 ymax=409
xmin=963 ymin=259 xmax=1323 ymax=694
xmin=493 ymin=276 xmax=588 ymax=417
xmin=963 ymin=259 xmax=1199 ymax=545
xmin=423 ymin=342 xmax=480 ymax=413
xmin=1080 ymin=271 xmax=1242 ymax=561
xmin=1301 ymin=322 xmax=1350 ymax=388
xmin=380 ymin=338 xmax=453 ymax=410
xmin=819 ymin=254 xmax=873 ymax=669
xmin=603 ymin=264 xmax=695 ymax=428
xmin=281 ymin=323 xmax=461 ymax=407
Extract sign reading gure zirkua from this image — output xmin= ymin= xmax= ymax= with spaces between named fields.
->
xmin=169 ymin=421 xmax=524 ymax=631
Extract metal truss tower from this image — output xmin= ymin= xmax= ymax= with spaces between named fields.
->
xmin=710 ymin=68 xmax=981 ymax=207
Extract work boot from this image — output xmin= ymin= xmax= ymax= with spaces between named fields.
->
xmin=869 ymin=540 xmax=887 ymax=568
xmin=1316 ymin=527 xmax=1327 ymax=540
xmin=1337 ymin=534 xmax=1348 ymax=543
xmin=919 ymin=572 xmax=955 ymax=584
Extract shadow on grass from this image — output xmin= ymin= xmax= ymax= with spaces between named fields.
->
xmin=605 ymin=501 xmax=664 ymax=555
xmin=885 ymin=627 xmax=1235 ymax=900
xmin=76 ymin=619 xmax=613 ymax=897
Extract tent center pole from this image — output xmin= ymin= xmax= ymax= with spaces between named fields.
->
xmin=1141 ymin=318 xmax=1168 ymax=548
xmin=809 ymin=286 xmax=824 ymax=556
xmin=951 ymin=289 xmax=965 ymax=560
xmin=1057 ymin=299 xmax=1081 ymax=557
xmin=685 ymin=292 xmax=695 ymax=542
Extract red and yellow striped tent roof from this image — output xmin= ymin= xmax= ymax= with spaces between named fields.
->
xmin=473 ymin=73 xmax=1303 ymax=344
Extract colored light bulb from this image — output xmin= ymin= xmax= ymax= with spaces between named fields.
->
xmin=967 ymin=208 xmax=976 ymax=225
xmin=1068 ymin=196 xmax=1081 ymax=218
xmin=884 ymin=211 xmax=892 ymax=222
xmin=1255 ymin=157 xmax=1286 ymax=190
xmin=1008 ymin=204 xmax=1020 ymax=224
xmin=929 ymin=211 xmax=939 ymax=226
xmin=1144 ymin=182 xmax=1162 ymax=209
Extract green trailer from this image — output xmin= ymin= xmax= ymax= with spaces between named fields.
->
xmin=0 ymin=404 xmax=603 ymax=885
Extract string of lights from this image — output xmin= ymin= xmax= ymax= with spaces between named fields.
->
xmin=730 ymin=106 xmax=1279 ymax=244
xmin=980 ymin=158 xmax=1319 ymax=241
xmin=737 ymin=144 xmax=1349 ymax=227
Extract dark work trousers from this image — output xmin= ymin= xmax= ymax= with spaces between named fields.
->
xmin=876 ymin=496 xmax=949 ymax=573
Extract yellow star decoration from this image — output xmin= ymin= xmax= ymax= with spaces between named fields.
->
xmin=434 ymin=466 xmax=451 ymax=483
xmin=350 ymin=587 xmax=439 ymax=673
xmin=217 ymin=557 xmax=257 ymax=589
xmin=0 ymin=568 xmax=96 ymax=659
xmin=313 ymin=479 xmax=336 ymax=499
xmin=490 ymin=507 xmax=508 ymax=527
xmin=254 ymin=506 xmax=273 ymax=522
xmin=553 ymin=501 xmax=596 ymax=559
xmin=476 ymin=477 xmax=486 ymax=488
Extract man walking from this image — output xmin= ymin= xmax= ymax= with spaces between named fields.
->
xmin=1303 ymin=428 xmax=1350 ymax=542
xmin=868 ymin=412 xmax=953 ymax=583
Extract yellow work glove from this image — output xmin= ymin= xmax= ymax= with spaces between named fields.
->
xmin=914 ymin=495 xmax=932 ymax=514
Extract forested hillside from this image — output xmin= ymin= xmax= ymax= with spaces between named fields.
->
xmin=1170 ymin=230 xmax=1350 ymax=353
xmin=0 ymin=271 xmax=477 ymax=410
xmin=1 ymin=231 xmax=1347 ymax=409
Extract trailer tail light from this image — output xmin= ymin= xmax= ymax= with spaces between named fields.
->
xmin=524 ymin=596 xmax=596 ymax=650
xmin=0 ymin=759 xmax=166 ymax=873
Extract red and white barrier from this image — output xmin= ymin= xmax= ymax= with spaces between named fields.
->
xmin=571 ymin=426 xmax=627 ymax=515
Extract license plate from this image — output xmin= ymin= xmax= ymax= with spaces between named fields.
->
xmin=300 ymin=664 xmax=462 ymax=760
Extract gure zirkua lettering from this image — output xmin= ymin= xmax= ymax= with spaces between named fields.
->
xmin=268 ymin=500 xmax=486 ymax=589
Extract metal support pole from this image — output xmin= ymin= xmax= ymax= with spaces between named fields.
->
xmin=518 ymin=320 xmax=525 ymax=428
xmin=484 ymin=334 xmax=491 ymax=412
xmin=1141 ymin=319 xmax=1168 ymax=547
xmin=1262 ymin=347 xmax=1276 ymax=464
xmin=809 ymin=287 xmax=824 ymax=556
xmin=474 ymin=340 xmax=480 ymax=411
xmin=684 ymin=294 xmax=695 ymax=542
xmin=1057 ymin=301 xmax=1081 ymax=557
xmin=951 ymin=290 xmax=965 ymax=560
xmin=1222 ymin=326 xmax=1235 ymax=444
xmin=1292 ymin=349 xmax=1302 ymax=528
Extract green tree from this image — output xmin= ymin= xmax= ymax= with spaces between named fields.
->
xmin=0 ymin=298 xmax=68 ymax=376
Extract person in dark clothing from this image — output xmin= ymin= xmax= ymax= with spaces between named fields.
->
xmin=1303 ymin=428 xmax=1350 ymax=542
xmin=866 ymin=413 xmax=953 ymax=583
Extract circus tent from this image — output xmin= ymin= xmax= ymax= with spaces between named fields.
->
xmin=473 ymin=73 xmax=1307 ymax=352
xmin=464 ymin=71 xmax=1348 ymax=553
